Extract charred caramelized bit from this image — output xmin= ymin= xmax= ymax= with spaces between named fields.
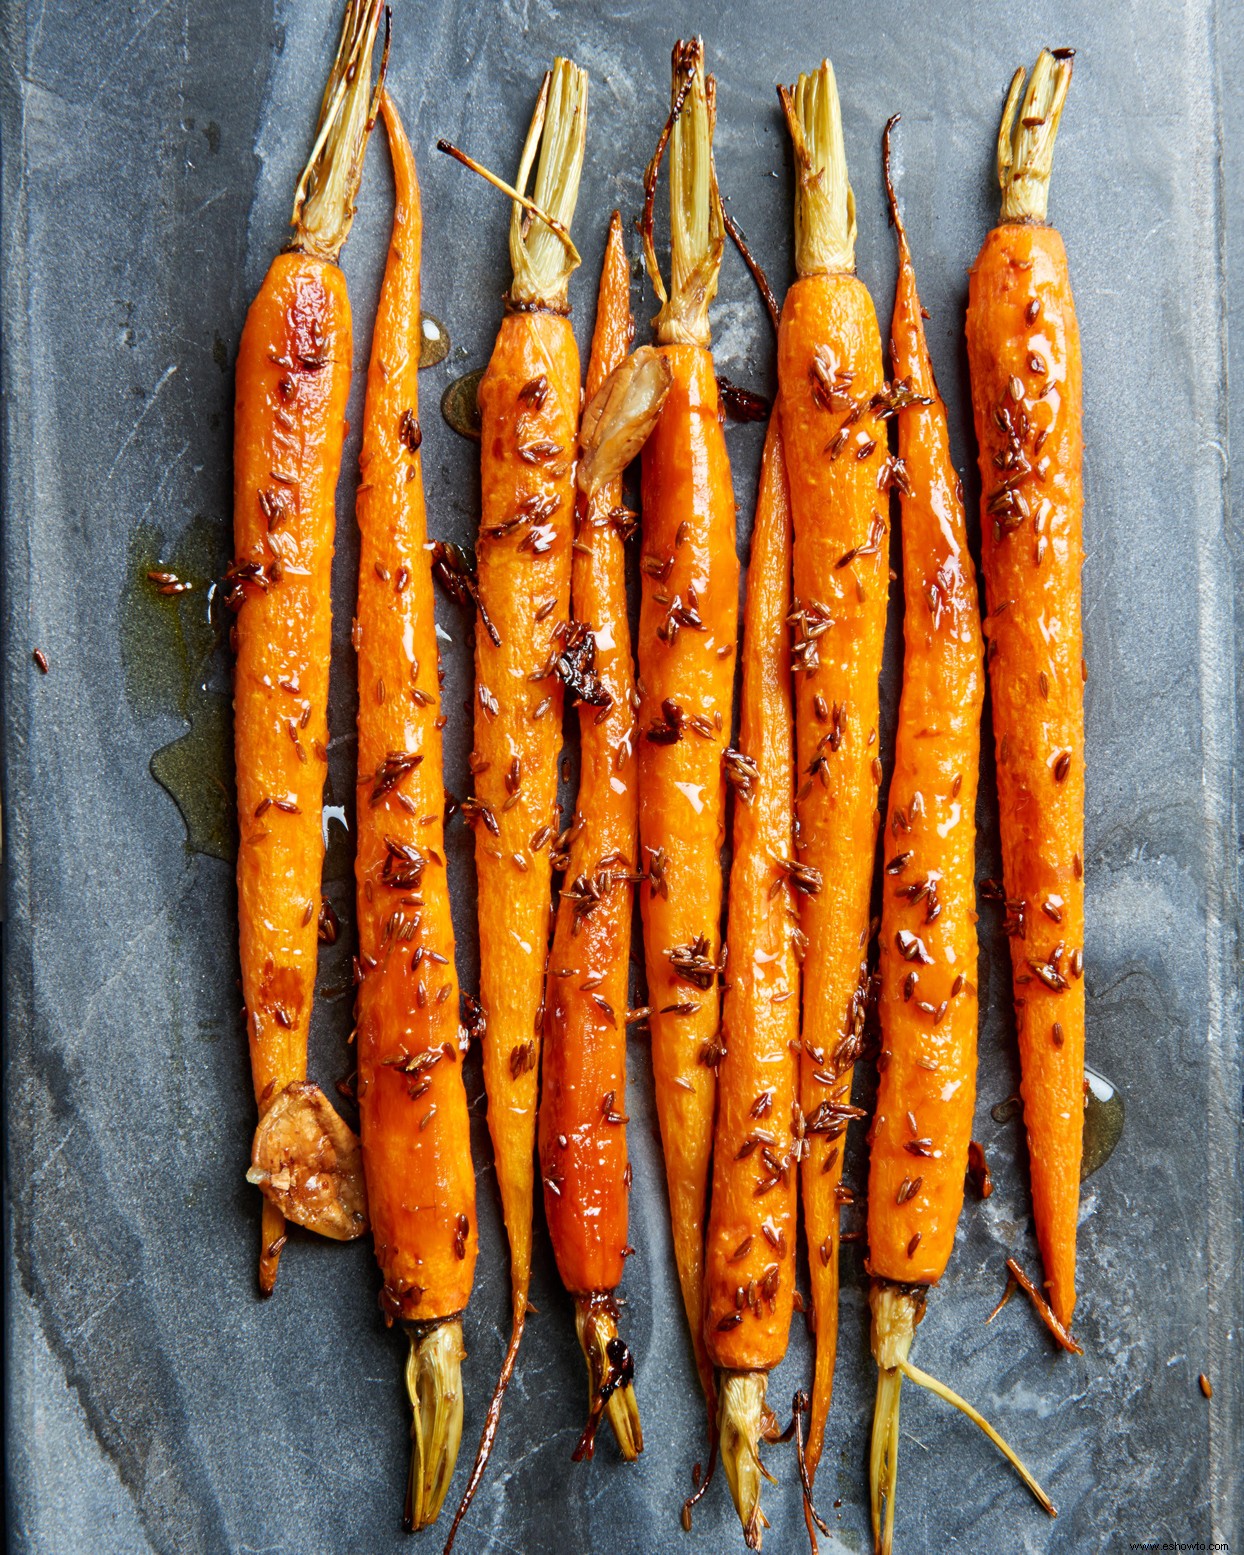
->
xmin=429 ymin=539 xmax=501 ymax=647
xmin=645 ymin=697 xmax=686 ymax=744
xmin=555 ymin=621 xmax=612 ymax=709
xmin=966 ymin=1140 xmax=993 ymax=1200
xmin=716 ymin=375 xmax=771 ymax=421
xmin=461 ymin=993 xmax=486 ymax=1045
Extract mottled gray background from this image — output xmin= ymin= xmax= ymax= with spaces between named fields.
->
xmin=3 ymin=2 xmax=1240 ymax=1552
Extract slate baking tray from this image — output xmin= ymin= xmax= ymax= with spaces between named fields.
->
xmin=3 ymin=2 xmax=1241 ymax=1552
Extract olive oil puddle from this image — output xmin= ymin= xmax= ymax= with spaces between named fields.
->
xmin=990 ymin=1067 xmax=1124 ymax=1181
xmin=441 ymin=366 xmax=485 ymax=440
xmin=123 ymin=333 xmax=450 ymax=862
xmin=419 ymin=312 xmax=450 ymax=368
xmin=122 ymin=516 xmax=235 ymax=861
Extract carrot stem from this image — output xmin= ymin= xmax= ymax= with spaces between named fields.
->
xmin=405 ymin=1320 xmax=467 ymax=1531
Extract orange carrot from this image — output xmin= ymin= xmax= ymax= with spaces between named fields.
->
xmin=965 ymin=47 xmax=1085 ymax=1333
xmin=352 ymin=91 xmax=478 ymax=1532
xmin=775 ymin=60 xmax=887 ymax=1476
xmin=536 ymin=211 xmax=658 ymax=1465
xmin=637 ymin=37 xmax=737 ymax=1423
xmin=439 ymin=60 xmax=589 ymax=1540
xmin=867 ymin=118 xmax=1052 ymax=1555
xmin=703 ymin=413 xmax=799 ymax=1546
xmin=230 ymin=0 xmax=384 ymax=1294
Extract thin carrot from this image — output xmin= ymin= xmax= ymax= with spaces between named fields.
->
xmin=535 ymin=212 xmax=664 ymax=1467
xmin=965 ymin=48 xmax=1084 ymax=1330
xmin=867 ymin=118 xmax=1050 ymax=1555
xmin=637 ymin=36 xmax=737 ymax=1423
xmin=352 ymin=91 xmax=478 ymax=1532
xmin=230 ymin=0 xmax=385 ymax=1294
xmin=439 ymin=59 xmax=589 ymax=1537
xmin=703 ymin=412 xmax=799 ymax=1548
xmin=775 ymin=59 xmax=888 ymax=1476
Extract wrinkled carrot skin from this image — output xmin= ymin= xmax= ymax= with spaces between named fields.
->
xmin=638 ymin=344 xmax=737 ymax=1403
xmin=776 ymin=273 xmax=888 ymax=1470
xmin=967 ymin=223 xmax=1085 ymax=1327
xmin=354 ymin=98 xmax=478 ymax=1324
xmin=473 ymin=310 xmax=581 ymax=1316
xmin=704 ymin=416 xmax=799 ymax=1371
xmin=539 ymin=216 xmax=636 ymax=1296
xmin=868 ymin=210 xmax=985 ymax=1285
xmin=233 ymin=251 xmax=349 ymax=1288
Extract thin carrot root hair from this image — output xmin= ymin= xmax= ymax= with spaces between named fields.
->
xmin=442 ymin=1309 xmax=525 ymax=1554
xmin=868 ymin=1281 xmax=1056 ymax=1555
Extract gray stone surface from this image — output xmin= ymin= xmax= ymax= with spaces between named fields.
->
xmin=2 ymin=2 xmax=1240 ymax=1552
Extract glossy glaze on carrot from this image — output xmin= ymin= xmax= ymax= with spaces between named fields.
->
xmin=637 ymin=38 xmax=736 ymax=1419
xmin=538 ymin=210 xmax=644 ymax=1464
xmin=443 ymin=61 xmax=589 ymax=1545
xmin=230 ymin=0 xmax=383 ymax=1293
xmin=869 ymin=115 xmax=1054 ymax=1555
xmin=775 ymin=60 xmax=888 ymax=1475
xmin=867 ymin=135 xmax=985 ymax=1289
xmin=965 ymin=49 xmax=1084 ymax=1330
xmin=704 ymin=414 xmax=799 ymax=1545
xmin=353 ymin=94 xmax=477 ymax=1531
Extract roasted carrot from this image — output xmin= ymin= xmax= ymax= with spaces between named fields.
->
xmin=439 ymin=59 xmax=588 ymax=1535
xmin=230 ymin=0 xmax=384 ymax=1294
xmin=637 ymin=37 xmax=737 ymax=1421
xmin=352 ymin=92 xmax=478 ymax=1531
xmin=867 ymin=119 xmax=1052 ymax=1555
xmin=965 ymin=48 xmax=1084 ymax=1333
xmin=535 ymin=212 xmax=663 ymax=1467
xmin=775 ymin=60 xmax=887 ymax=1475
xmin=703 ymin=413 xmax=799 ymax=1547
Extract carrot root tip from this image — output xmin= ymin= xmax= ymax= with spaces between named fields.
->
xmin=403 ymin=1319 xmax=466 ymax=1531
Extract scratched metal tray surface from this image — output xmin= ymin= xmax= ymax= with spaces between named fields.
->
xmin=3 ymin=1 xmax=1240 ymax=1552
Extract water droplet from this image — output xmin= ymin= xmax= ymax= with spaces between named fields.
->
xmin=1081 ymin=1067 xmax=1124 ymax=1180
xmin=418 ymin=313 xmax=450 ymax=369
xmin=441 ymin=367 xmax=485 ymax=441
